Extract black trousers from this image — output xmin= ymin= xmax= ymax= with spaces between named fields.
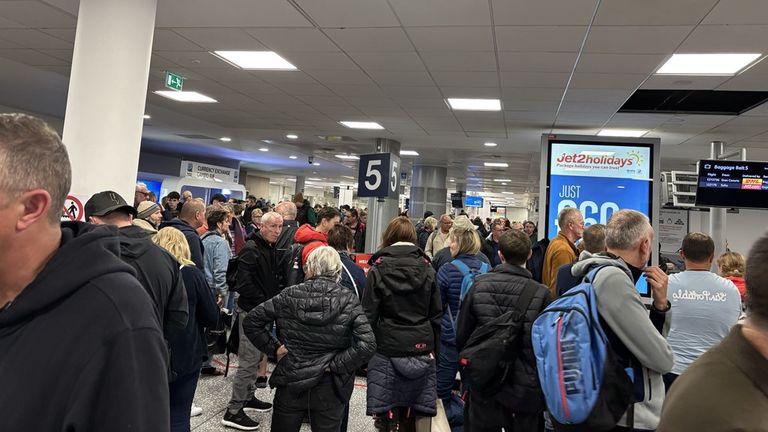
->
xmin=464 ymin=392 xmax=543 ymax=432
xmin=270 ymin=374 xmax=351 ymax=432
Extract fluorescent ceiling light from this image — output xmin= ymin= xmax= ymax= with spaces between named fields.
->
xmin=484 ymin=142 xmax=497 ymax=147
xmin=289 ymin=155 xmax=298 ymax=159
xmin=258 ymin=147 xmax=269 ymax=152
xmin=493 ymin=178 xmax=512 ymax=182
xmin=339 ymin=121 xmax=384 ymax=129
xmin=597 ymin=129 xmax=647 ymax=137
xmin=400 ymin=150 xmax=420 ymax=156
xmin=262 ymin=140 xmax=273 ymax=144
xmin=313 ymin=162 xmax=320 ymax=166
xmin=335 ymin=154 xmax=360 ymax=160
xmin=656 ymin=53 xmax=761 ymax=75
xmin=143 ymin=114 xmax=151 ymax=119
xmin=501 ymin=182 xmax=508 ymax=186
xmin=219 ymin=137 xmax=232 ymax=142
xmin=154 ymin=90 xmax=217 ymax=103
xmin=450 ymin=179 xmax=455 ymax=182
xmin=502 ymin=191 xmax=515 ymax=195
xmin=342 ymin=175 xmax=355 ymax=179
xmin=212 ymin=51 xmax=297 ymax=70
xmin=484 ymin=162 xmax=509 ymax=168
xmin=308 ymin=177 xmax=323 ymax=181
xmin=286 ymin=134 xmax=298 ymax=139
xmin=446 ymin=98 xmax=501 ymax=111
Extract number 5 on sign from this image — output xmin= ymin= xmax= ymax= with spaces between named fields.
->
xmin=358 ymin=153 xmax=401 ymax=198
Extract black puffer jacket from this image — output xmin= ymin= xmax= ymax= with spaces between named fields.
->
xmin=363 ymin=244 xmax=442 ymax=357
xmin=456 ymin=263 xmax=551 ymax=413
xmin=243 ymin=276 xmax=376 ymax=393
xmin=235 ymin=231 xmax=281 ymax=312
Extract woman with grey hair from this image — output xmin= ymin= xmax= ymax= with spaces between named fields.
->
xmin=243 ymin=245 xmax=376 ymax=432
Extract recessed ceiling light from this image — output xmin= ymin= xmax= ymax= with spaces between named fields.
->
xmin=501 ymin=182 xmax=508 ymax=186
xmin=400 ymin=150 xmax=420 ymax=156
xmin=308 ymin=177 xmax=323 ymax=181
xmin=484 ymin=162 xmax=509 ymax=168
xmin=656 ymin=53 xmax=761 ymax=75
xmin=450 ymin=178 xmax=455 ymax=182
xmin=493 ymin=178 xmax=512 ymax=182
xmin=335 ymin=154 xmax=360 ymax=160
xmin=143 ymin=114 xmax=151 ymax=119
xmin=262 ymin=140 xmax=273 ymax=144
xmin=342 ymin=175 xmax=355 ymax=179
xmin=597 ymin=129 xmax=648 ymax=137
xmin=212 ymin=51 xmax=297 ymax=70
xmin=286 ymin=134 xmax=298 ymax=139
xmin=259 ymin=147 xmax=269 ymax=152
xmin=220 ymin=137 xmax=232 ymax=142
xmin=289 ymin=155 xmax=298 ymax=159
xmin=154 ymin=90 xmax=218 ymax=103
xmin=484 ymin=142 xmax=497 ymax=147
xmin=339 ymin=121 xmax=384 ymax=129
xmin=446 ymin=98 xmax=501 ymax=111
xmin=502 ymin=191 xmax=515 ymax=195
xmin=313 ymin=162 xmax=320 ymax=166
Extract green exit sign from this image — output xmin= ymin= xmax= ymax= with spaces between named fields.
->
xmin=165 ymin=71 xmax=184 ymax=91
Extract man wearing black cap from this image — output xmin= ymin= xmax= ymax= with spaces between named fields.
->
xmin=86 ymin=191 xmax=189 ymax=338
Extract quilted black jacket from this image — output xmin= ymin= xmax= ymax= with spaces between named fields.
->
xmin=456 ymin=263 xmax=551 ymax=412
xmin=243 ymin=276 xmax=376 ymax=393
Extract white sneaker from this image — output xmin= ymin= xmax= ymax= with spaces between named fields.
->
xmin=191 ymin=405 xmax=203 ymax=417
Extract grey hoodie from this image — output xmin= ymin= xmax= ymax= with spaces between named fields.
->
xmin=571 ymin=252 xmax=674 ymax=431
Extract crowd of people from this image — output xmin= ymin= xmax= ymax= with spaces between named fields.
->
xmin=2 ymin=113 xmax=767 ymax=432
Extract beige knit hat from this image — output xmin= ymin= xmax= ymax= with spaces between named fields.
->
xmin=136 ymin=201 xmax=160 ymax=220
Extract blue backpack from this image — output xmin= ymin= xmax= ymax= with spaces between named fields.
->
xmin=446 ymin=260 xmax=489 ymax=329
xmin=532 ymin=266 xmax=633 ymax=431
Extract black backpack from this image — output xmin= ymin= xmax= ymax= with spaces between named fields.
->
xmin=226 ymin=256 xmax=239 ymax=290
xmin=458 ymin=280 xmax=538 ymax=398
xmin=284 ymin=243 xmax=306 ymax=288
xmin=526 ymin=238 xmax=550 ymax=283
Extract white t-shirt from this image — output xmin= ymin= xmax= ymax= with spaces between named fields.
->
xmin=667 ymin=270 xmax=742 ymax=375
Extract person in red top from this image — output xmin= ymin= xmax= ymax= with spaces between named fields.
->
xmin=718 ymin=251 xmax=747 ymax=303
xmin=286 ymin=207 xmax=342 ymax=287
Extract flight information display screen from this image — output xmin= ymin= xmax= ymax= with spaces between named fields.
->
xmin=696 ymin=159 xmax=768 ymax=209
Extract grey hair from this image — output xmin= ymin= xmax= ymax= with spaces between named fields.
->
xmin=275 ymin=200 xmax=297 ymax=219
xmin=557 ymin=207 xmax=581 ymax=230
xmin=304 ymin=245 xmax=342 ymax=282
xmin=0 ymin=114 xmax=71 ymax=224
xmin=606 ymin=210 xmax=652 ymax=250
xmin=424 ymin=216 xmax=438 ymax=231
xmin=261 ymin=211 xmax=283 ymax=226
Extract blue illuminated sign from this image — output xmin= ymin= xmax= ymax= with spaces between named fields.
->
xmin=465 ymin=196 xmax=483 ymax=208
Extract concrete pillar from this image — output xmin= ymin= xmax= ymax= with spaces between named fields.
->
xmin=62 ymin=0 xmax=158 ymax=202
xmin=295 ymin=176 xmax=305 ymax=196
xmin=410 ymin=165 xmax=448 ymax=220
xmin=365 ymin=139 xmax=401 ymax=253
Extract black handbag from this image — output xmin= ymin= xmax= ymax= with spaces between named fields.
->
xmin=206 ymin=310 xmax=228 ymax=355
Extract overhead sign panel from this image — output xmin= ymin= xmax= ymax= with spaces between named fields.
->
xmin=357 ymin=153 xmax=400 ymax=198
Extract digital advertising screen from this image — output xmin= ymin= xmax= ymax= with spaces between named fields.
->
xmin=542 ymin=136 xmax=660 ymax=297
xmin=465 ymin=196 xmax=484 ymax=208
xmin=695 ymin=159 xmax=768 ymax=209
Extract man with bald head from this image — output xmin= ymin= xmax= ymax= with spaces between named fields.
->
xmin=160 ymin=198 xmax=206 ymax=268
xmin=425 ymin=214 xmax=453 ymax=258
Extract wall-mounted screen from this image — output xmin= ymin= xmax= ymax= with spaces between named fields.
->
xmin=695 ymin=159 xmax=768 ymax=209
xmin=542 ymin=136 xmax=660 ymax=297
xmin=465 ymin=196 xmax=484 ymax=208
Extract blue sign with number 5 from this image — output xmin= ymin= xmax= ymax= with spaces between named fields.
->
xmin=358 ymin=153 xmax=401 ymax=198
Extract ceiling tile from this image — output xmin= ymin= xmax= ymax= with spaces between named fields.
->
xmin=576 ymin=53 xmax=667 ymax=74
xmin=420 ymin=51 xmax=497 ymax=71
xmin=392 ymin=98 xmax=446 ymax=108
xmin=569 ymin=72 xmax=646 ymax=89
xmin=328 ymin=84 xmax=386 ymax=97
xmin=0 ymin=48 xmax=67 ymax=66
xmin=153 ymin=29 xmax=203 ymax=51
xmin=36 ymin=48 xmax=71 ymax=62
xmin=495 ymin=26 xmax=585 ymax=52
xmin=0 ymin=14 xmax=24 ymax=29
xmin=501 ymin=71 xmax=569 ymax=88
xmin=250 ymin=70 xmax=319 ymax=85
xmin=431 ymin=71 xmax=498 ymax=87
xmin=38 ymin=28 xmax=75 ymax=42
xmin=245 ymin=28 xmax=338 ymax=52
xmin=325 ymin=28 xmax=412 ymax=52
xmin=584 ymin=26 xmax=692 ymax=54
xmin=285 ymin=52 xmax=360 ymax=70
xmin=382 ymin=86 xmax=442 ymax=98
xmin=502 ymin=87 xmax=564 ymax=100
xmin=594 ymin=0 xmax=719 ymax=25
xmin=272 ymin=83 xmax=335 ymax=96
xmin=0 ymin=37 xmax=20 ymax=49
xmin=367 ymin=70 xmax=434 ymax=86
xmin=440 ymin=86 xmax=501 ymax=98
xmin=677 ymin=25 xmax=768 ymax=52
xmin=502 ymin=99 xmax=560 ymax=111
xmin=295 ymin=95 xmax=348 ymax=106
xmin=564 ymin=88 xmax=633 ymax=102
xmin=559 ymin=100 xmax=623 ymax=113
xmin=492 ymin=0 xmax=597 ymax=25
xmin=156 ymin=50 xmax=225 ymax=69
xmin=0 ymin=1 xmax=76 ymax=28
xmin=499 ymin=52 xmax=577 ymax=72
xmin=0 ymin=29 xmax=72 ymax=49
xmin=389 ymin=0 xmax=491 ymax=26
xmin=172 ymin=28 xmax=266 ymax=51
xmin=406 ymin=26 xmax=493 ymax=51
xmin=703 ymin=0 xmax=768 ymax=24
xmin=293 ymin=0 xmax=400 ymax=27
xmin=156 ymin=0 xmax=312 ymax=27
xmin=641 ymin=75 xmax=731 ymax=90
xmin=350 ymin=52 xmax=426 ymax=72
xmin=307 ymin=69 xmax=374 ymax=85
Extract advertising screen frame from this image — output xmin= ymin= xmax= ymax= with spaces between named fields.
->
xmin=539 ymin=134 xmax=661 ymax=270
xmin=695 ymin=159 xmax=768 ymax=209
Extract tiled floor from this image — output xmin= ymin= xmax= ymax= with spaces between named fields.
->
xmin=190 ymin=355 xmax=376 ymax=432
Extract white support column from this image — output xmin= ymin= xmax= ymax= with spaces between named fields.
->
xmin=62 ymin=0 xmax=158 ymax=202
